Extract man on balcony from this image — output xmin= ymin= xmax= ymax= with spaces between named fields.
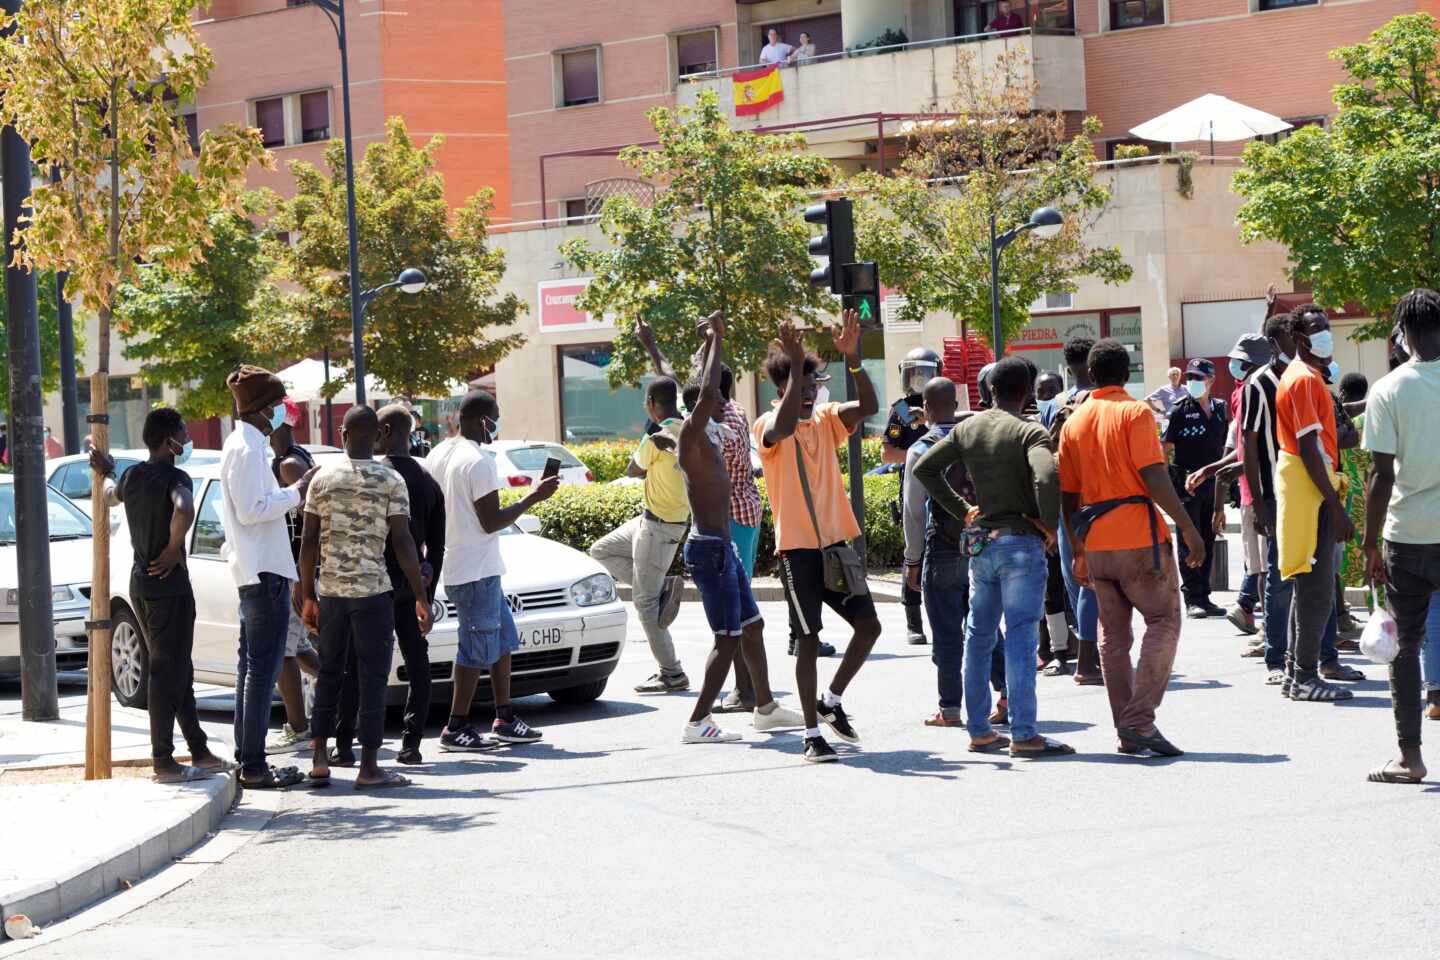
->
xmin=759 ymin=28 xmax=794 ymax=66
xmin=988 ymin=1 xmax=1024 ymax=33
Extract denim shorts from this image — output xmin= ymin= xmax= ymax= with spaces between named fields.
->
xmin=684 ymin=533 xmax=761 ymax=637
xmin=449 ymin=576 xmax=520 ymax=669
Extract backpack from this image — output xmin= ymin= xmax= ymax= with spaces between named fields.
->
xmin=1046 ymin=389 xmax=1090 ymax=446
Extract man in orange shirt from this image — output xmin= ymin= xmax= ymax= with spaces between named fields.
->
xmin=753 ymin=314 xmax=881 ymax=764
xmin=1274 ymin=305 xmax=1355 ymax=702
xmin=1059 ymin=339 xmax=1205 ymax=758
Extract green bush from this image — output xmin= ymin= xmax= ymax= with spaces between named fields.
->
xmin=504 ymin=473 xmax=904 ymax=573
xmin=570 ymin=440 xmax=637 ymax=484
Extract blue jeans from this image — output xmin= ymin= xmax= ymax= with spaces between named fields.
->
xmin=234 ymin=573 xmax=291 ymax=777
xmin=1423 ymin=592 xmax=1440 ymax=692
xmin=1058 ymin=522 xmax=1098 ymax=645
xmin=1238 ymin=572 xmax=1260 ymax=611
xmin=451 ymin=576 xmax=520 ymax=669
xmin=923 ymin=545 xmax=967 ymax=711
xmin=965 ymin=534 xmax=1046 ymax=743
xmin=685 ymin=533 xmax=761 ymax=636
xmin=1263 ymin=524 xmax=1294 ymax=671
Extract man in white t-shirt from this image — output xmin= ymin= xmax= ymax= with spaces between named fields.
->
xmin=758 ymin=28 xmax=793 ymax=65
xmin=1362 ymin=288 xmax=1440 ymax=785
xmin=426 ymin=390 xmax=559 ymax=751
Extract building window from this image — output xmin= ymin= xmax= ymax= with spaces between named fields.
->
xmin=675 ymin=30 xmax=718 ymax=78
xmin=1031 ymin=291 xmax=1073 ymax=311
xmin=1257 ymin=0 xmax=1316 ymax=9
xmin=255 ymin=96 xmax=285 ymax=148
xmin=299 ymin=91 xmax=330 ymax=143
xmin=182 ymin=112 xmax=200 ymax=151
xmin=560 ymin=199 xmax=591 ymax=224
xmin=1259 ymin=115 xmax=1325 ymax=145
xmin=558 ymin=47 xmax=601 ymax=107
xmin=1109 ymin=0 xmax=1164 ymax=30
xmin=559 ymin=344 xmax=654 ymax=441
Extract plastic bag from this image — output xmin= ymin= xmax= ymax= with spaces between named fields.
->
xmin=1360 ymin=586 xmax=1399 ymax=665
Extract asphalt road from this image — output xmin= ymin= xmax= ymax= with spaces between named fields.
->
xmin=17 ymin=592 xmax=1440 ymax=960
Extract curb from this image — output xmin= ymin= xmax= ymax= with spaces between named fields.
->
xmin=619 ymin=578 xmax=902 ymax=605
xmin=0 ymin=772 xmax=237 ymax=939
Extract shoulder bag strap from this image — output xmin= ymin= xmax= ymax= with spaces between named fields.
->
xmin=792 ymin=436 xmax=827 ymax=548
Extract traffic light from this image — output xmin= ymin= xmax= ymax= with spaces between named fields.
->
xmin=840 ymin=260 xmax=879 ymax=326
xmin=804 ymin=198 xmax=855 ymax=294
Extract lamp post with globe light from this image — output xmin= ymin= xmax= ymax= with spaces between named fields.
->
xmin=989 ymin=206 xmax=1063 ymax=357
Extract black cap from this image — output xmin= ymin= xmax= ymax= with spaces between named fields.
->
xmin=1186 ymin=358 xmax=1215 ymax=378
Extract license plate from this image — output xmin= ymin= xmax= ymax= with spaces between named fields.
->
xmin=521 ymin=626 xmax=569 ymax=649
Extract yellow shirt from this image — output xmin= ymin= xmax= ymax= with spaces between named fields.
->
xmin=635 ymin=418 xmax=690 ymax=523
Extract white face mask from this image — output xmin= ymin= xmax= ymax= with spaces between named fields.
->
xmin=483 ymin=416 xmax=500 ymax=442
xmin=1306 ymin=329 xmax=1335 ymax=359
xmin=268 ymin=404 xmax=286 ymax=432
xmin=1185 ymin=380 xmax=1206 ymax=400
xmin=170 ymin=439 xmax=193 ymax=466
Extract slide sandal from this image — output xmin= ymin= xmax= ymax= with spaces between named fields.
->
xmin=354 ymin=772 xmax=413 ymax=791
xmin=1010 ymin=738 xmax=1075 ymax=758
xmin=968 ymin=735 xmax=1011 ymax=754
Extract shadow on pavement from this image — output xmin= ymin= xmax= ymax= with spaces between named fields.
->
xmin=1334 ymin=696 xmax=1392 ymax=709
xmin=1062 ymin=750 xmax=1290 ymax=766
xmin=826 ymin=749 xmax=1015 ymax=779
xmin=259 ymin=797 xmax=498 ymax=840
xmin=1167 ymin=678 xmax=1232 ymax=692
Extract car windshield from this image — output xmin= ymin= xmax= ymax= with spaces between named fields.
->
xmin=504 ymin=444 xmax=584 ymax=471
xmin=0 ymin=485 xmax=92 ymax=544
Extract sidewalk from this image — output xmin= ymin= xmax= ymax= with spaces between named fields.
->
xmin=0 ymin=691 xmax=236 ymax=940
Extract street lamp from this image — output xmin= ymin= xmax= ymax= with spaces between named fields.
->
xmin=988 ymin=206 xmax=1064 ymax=358
xmin=352 ymin=268 xmax=428 ymax=405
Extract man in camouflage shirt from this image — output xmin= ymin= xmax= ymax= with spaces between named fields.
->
xmin=300 ymin=406 xmax=433 ymax=789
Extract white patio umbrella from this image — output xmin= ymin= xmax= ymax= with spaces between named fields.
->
xmin=1129 ymin=94 xmax=1291 ymax=156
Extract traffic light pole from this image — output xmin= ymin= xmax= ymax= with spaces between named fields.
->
xmin=844 ymin=352 xmax=865 ymax=554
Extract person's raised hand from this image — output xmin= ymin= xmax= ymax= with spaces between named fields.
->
xmin=636 ymin=318 xmax=656 ymax=349
xmin=649 ymin=433 xmax=677 ymax=453
xmin=532 ymin=474 xmax=562 ymax=502
xmin=88 ymin=448 xmax=115 ymax=478
xmin=1181 ymin=524 xmax=1207 ymax=569
xmin=696 ymin=310 xmax=725 ymax=342
xmin=831 ymin=308 xmax=861 ymax=358
xmin=777 ymin=323 xmax=807 ymax=367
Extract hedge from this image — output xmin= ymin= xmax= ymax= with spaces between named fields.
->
xmin=572 ymin=435 xmax=888 ymax=484
xmin=503 ymin=473 xmax=903 ymax=573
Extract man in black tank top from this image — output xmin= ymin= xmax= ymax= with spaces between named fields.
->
xmin=266 ymin=399 xmax=321 ymax=753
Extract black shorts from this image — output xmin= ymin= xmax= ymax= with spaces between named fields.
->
xmin=778 ymin=547 xmax=877 ymax=640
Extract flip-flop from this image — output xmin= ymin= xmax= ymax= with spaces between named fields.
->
xmin=1010 ymin=737 xmax=1075 ymax=758
xmin=354 ymin=772 xmax=413 ymax=791
xmin=1073 ymin=674 xmax=1105 ymax=686
xmin=968 ymin=735 xmax=1011 ymax=754
xmin=924 ymin=712 xmax=965 ymax=728
xmin=1043 ymin=661 xmax=1072 ymax=677
xmin=1366 ymin=764 xmax=1424 ymax=784
xmin=153 ymin=764 xmax=215 ymax=784
xmin=307 ymin=770 xmax=332 ymax=786
xmin=239 ymin=765 xmax=305 ymax=790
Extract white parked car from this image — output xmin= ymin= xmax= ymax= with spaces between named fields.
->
xmin=105 ymin=456 xmax=626 ymax=711
xmin=48 ymin=449 xmax=221 ymax=507
xmin=482 ymin=440 xmax=593 ymax=489
xmin=0 ymin=476 xmax=96 ymax=674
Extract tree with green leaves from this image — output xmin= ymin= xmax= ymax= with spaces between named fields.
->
xmin=0 ymin=0 xmax=268 ymax=777
xmin=1234 ymin=13 xmax=1440 ymax=340
xmin=268 ymin=116 xmax=524 ymax=400
xmin=560 ymin=90 xmax=836 ymax=388
xmin=115 ymin=195 xmax=283 ymax=419
xmin=0 ymin=271 xmax=77 ymax=414
xmin=851 ymin=49 xmax=1130 ymax=346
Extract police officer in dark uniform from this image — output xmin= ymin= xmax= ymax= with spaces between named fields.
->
xmin=1163 ymin=358 xmax=1229 ymax=619
xmin=885 ymin=347 xmax=941 ymax=645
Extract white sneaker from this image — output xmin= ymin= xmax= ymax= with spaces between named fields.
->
xmin=682 ymin=716 xmax=741 ymax=744
xmin=752 ymin=703 xmax=804 ymax=731
xmin=265 ymin=723 xmax=311 ymax=755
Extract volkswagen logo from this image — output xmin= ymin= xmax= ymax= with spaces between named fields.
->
xmin=507 ymin=593 xmax=524 ymax=615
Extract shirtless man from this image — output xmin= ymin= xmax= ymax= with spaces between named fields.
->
xmin=678 ymin=312 xmax=803 ymax=742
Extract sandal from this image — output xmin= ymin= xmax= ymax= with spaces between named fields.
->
xmin=1321 ymin=664 xmax=1365 ymax=682
xmin=712 ymin=692 xmax=754 ymax=715
xmin=924 ymin=712 xmax=965 ymax=728
xmin=1366 ymin=762 xmax=1424 ymax=784
xmin=153 ymin=764 xmax=215 ymax=784
xmin=968 ymin=735 xmax=1011 ymax=754
xmin=1073 ymin=673 xmax=1104 ymax=686
xmin=988 ymin=699 xmax=1009 ymax=726
xmin=354 ymin=771 xmax=413 ymax=790
xmin=1043 ymin=660 xmax=1072 ymax=677
xmin=1010 ymin=737 xmax=1075 ymax=758
xmin=239 ymin=765 xmax=305 ymax=790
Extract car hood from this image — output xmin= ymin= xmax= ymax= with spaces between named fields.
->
xmin=0 ymin=537 xmax=94 ymax=589
xmin=494 ymin=533 xmax=609 ymax=593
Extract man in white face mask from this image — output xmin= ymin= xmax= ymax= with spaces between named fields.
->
xmin=1162 ymin=358 xmax=1229 ymax=619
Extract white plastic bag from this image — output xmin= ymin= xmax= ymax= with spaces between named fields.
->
xmin=1360 ymin=587 xmax=1399 ymax=665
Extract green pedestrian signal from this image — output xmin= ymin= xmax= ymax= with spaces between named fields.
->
xmin=858 ymin=298 xmax=873 ymax=322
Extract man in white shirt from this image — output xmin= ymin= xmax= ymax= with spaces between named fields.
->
xmin=221 ymin=365 xmax=314 ymax=789
xmin=1362 ymin=288 xmax=1440 ymax=785
xmin=426 ymin=390 xmax=559 ymax=751
xmin=758 ymin=28 xmax=793 ymax=66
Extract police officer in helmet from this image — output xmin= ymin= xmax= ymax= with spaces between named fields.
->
xmin=884 ymin=347 xmax=941 ymax=644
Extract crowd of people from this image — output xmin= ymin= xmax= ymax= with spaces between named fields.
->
xmin=93 ymin=289 xmax=1440 ymax=783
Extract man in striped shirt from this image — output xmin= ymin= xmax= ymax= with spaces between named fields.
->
xmin=1242 ymin=313 xmax=1292 ymax=680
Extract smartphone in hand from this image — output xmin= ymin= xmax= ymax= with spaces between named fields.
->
xmin=542 ymin=456 xmax=562 ymax=481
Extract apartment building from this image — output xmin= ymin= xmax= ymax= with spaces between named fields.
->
xmin=490 ymin=0 xmax=1415 ymax=443
xmin=43 ymin=0 xmax=510 ymax=447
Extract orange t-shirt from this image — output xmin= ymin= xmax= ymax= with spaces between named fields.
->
xmin=753 ymin=402 xmax=862 ymax=552
xmin=1057 ymin=386 xmax=1172 ymax=553
xmin=1275 ymin=360 xmax=1338 ymax=467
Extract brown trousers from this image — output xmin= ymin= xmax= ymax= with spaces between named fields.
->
xmin=1086 ymin=545 xmax=1182 ymax=733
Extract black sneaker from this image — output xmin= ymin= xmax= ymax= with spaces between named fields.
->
xmin=493 ymin=716 xmax=543 ymax=743
xmin=788 ymin=638 xmax=837 ymax=657
xmin=396 ymin=746 xmax=423 ymax=765
xmin=817 ymin=699 xmax=860 ymax=744
xmin=439 ymin=724 xmax=499 ymax=752
xmin=803 ymin=736 xmax=839 ymax=763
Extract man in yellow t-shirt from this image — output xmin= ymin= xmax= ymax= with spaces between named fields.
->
xmin=588 ymin=377 xmax=693 ymax=693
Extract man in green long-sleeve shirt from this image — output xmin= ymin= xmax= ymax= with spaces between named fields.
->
xmin=913 ymin=356 xmax=1071 ymax=758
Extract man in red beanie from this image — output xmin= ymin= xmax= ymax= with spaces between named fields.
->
xmin=222 ymin=365 xmax=316 ymax=788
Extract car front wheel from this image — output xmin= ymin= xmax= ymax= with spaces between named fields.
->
xmin=548 ymin=677 xmax=607 ymax=706
xmin=110 ymin=606 xmax=149 ymax=709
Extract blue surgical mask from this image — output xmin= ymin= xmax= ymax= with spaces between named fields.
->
xmin=1228 ymin=359 xmax=1246 ymax=381
xmin=268 ymin=404 xmax=286 ymax=432
xmin=1278 ymin=351 xmax=1292 ymax=365
xmin=484 ymin=416 xmax=500 ymax=442
xmin=171 ymin=439 xmax=193 ymax=466
xmin=1327 ymin=360 xmax=1341 ymax=383
xmin=1185 ymin=380 xmax=1206 ymax=399
xmin=1307 ymin=329 xmax=1334 ymax=358
xmin=1037 ymin=398 xmax=1057 ymax=422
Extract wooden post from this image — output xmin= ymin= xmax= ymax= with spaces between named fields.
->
xmin=86 ymin=371 xmax=112 ymax=779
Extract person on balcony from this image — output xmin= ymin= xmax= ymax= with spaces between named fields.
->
xmin=786 ymin=32 xmax=817 ymax=65
xmin=758 ymin=28 xmax=793 ymax=66
xmin=988 ymin=0 xmax=1024 ymax=33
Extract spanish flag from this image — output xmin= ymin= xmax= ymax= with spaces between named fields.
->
xmin=733 ymin=65 xmax=783 ymax=117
